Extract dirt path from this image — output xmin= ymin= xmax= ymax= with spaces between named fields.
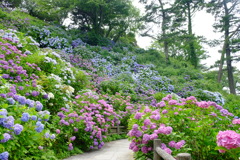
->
xmin=64 ymin=139 xmax=134 ymax=160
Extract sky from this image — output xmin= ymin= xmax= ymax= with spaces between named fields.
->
xmin=132 ymin=0 xmax=240 ymax=69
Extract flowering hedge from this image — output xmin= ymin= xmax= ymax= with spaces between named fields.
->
xmin=51 ymin=91 xmax=121 ymax=154
xmin=128 ymin=94 xmax=239 ymax=160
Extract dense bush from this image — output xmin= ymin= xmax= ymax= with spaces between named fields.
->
xmin=128 ymin=94 xmax=239 ymax=160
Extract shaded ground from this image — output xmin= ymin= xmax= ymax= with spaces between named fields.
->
xmin=64 ymin=139 xmax=134 ymax=160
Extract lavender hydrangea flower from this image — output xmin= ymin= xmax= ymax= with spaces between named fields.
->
xmin=0 ymin=133 xmax=11 ymax=143
xmin=45 ymin=132 xmax=50 ymax=138
xmin=13 ymin=124 xmax=23 ymax=135
xmin=21 ymin=113 xmax=29 ymax=122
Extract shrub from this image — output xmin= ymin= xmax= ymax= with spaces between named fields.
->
xmin=128 ymin=94 xmax=237 ymax=160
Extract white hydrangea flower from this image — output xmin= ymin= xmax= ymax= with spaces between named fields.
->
xmin=48 ymin=74 xmax=62 ymax=83
xmin=48 ymin=92 xmax=54 ymax=99
xmin=44 ymin=57 xmax=57 ymax=65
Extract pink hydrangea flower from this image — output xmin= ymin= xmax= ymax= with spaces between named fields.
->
xmin=217 ymin=130 xmax=240 ymax=150
xmin=168 ymin=100 xmax=177 ymax=105
xmin=56 ymin=129 xmax=61 ymax=134
xmin=162 ymin=109 xmax=168 ymax=114
xmin=232 ymin=119 xmax=240 ymax=124
xmin=156 ymin=101 xmax=166 ymax=107
xmin=196 ymin=101 xmax=210 ymax=108
xmin=144 ymin=119 xmax=151 ymax=126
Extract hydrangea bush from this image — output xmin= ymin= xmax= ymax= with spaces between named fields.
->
xmin=51 ymin=91 xmax=121 ymax=155
xmin=0 ymin=85 xmax=56 ymax=159
xmin=128 ymin=94 xmax=238 ymax=160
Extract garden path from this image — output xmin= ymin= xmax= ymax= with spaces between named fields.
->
xmin=64 ymin=139 xmax=134 ymax=160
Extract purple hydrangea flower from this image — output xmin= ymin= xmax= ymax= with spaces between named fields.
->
xmin=2 ymin=74 xmax=9 ymax=79
xmin=31 ymin=91 xmax=39 ymax=97
xmin=45 ymin=132 xmax=50 ymax=138
xmin=70 ymin=136 xmax=76 ymax=141
xmin=0 ymin=94 xmax=6 ymax=98
xmin=74 ymin=127 xmax=78 ymax=132
xmin=42 ymin=94 xmax=48 ymax=99
xmin=18 ymin=86 xmax=24 ymax=90
xmin=68 ymin=143 xmax=73 ymax=150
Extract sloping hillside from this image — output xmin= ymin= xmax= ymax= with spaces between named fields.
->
xmin=0 ymin=8 xmax=239 ymax=160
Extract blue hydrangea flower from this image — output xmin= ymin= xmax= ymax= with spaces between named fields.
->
xmin=31 ymin=115 xmax=37 ymax=121
xmin=3 ymin=116 xmax=14 ymax=129
xmin=45 ymin=132 xmax=50 ymax=138
xmin=0 ymin=109 xmax=7 ymax=116
xmin=50 ymin=134 xmax=56 ymax=139
xmin=0 ymin=151 xmax=9 ymax=160
xmin=35 ymin=122 xmax=44 ymax=133
xmin=17 ymin=96 xmax=26 ymax=105
xmin=0 ymin=109 xmax=7 ymax=125
xmin=13 ymin=124 xmax=23 ymax=135
xmin=25 ymin=99 xmax=35 ymax=108
xmin=35 ymin=101 xmax=43 ymax=111
xmin=21 ymin=113 xmax=29 ymax=122
xmin=0 ymin=133 xmax=11 ymax=143
xmin=38 ymin=110 xmax=50 ymax=121
xmin=6 ymin=98 xmax=15 ymax=105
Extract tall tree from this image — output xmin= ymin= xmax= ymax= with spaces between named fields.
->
xmin=139 ymin=0 xmax=176 ymax=64
xmin=173 ymin=0 xmax=204 ymax=68
xmin=69 ymin=0 xmax=140 ymax=41
xmin=207 ymin=0 xmax=240 ymax=94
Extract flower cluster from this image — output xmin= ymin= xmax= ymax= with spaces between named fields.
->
xmin=216 ymin=130 xmax=240 ymax=152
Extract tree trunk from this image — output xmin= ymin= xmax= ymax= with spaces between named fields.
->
xmin=159 ymin=0 xmax=170 ymax=64
xmin=187 ymin=2 xmax=197 ymax=68
xmin=164 ymin=41 xmax=170 ymax=64
xmin=223 ymin=1 xmax=236 ymax=94
xmin=217 ymin=42 xmax=226 ymax=83
xmin=218 ymin=24 xmax=240 ymax=83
